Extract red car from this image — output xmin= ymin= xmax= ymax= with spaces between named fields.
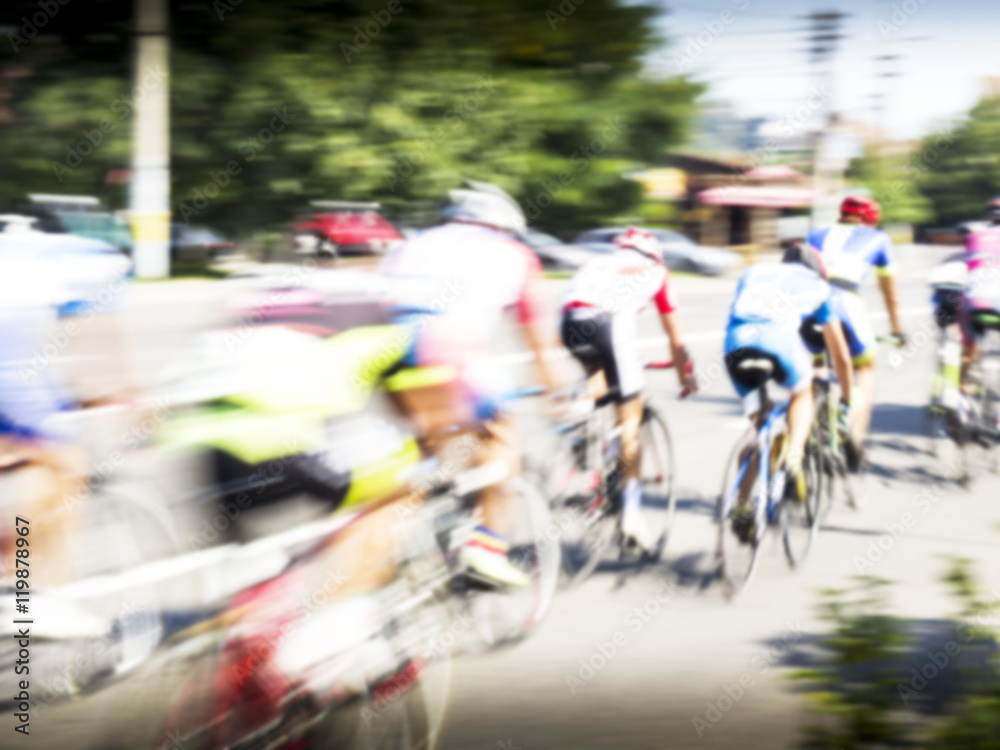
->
xmin=293 ymin=201 xmax=403 ymax=259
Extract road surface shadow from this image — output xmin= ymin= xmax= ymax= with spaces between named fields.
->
xmin=870 ymin=402 xmax=926 ymax=439
xmin=774 ymin=616 xmax=998 ymax=720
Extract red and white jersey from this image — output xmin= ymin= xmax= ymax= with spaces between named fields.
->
xmin=562 ymin=250 xmax=676 ymax=317
xmin=380 ymin=223 xmax=544 ymax=341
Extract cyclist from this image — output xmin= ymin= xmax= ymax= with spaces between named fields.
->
xmin=559 ymin=227 xmax=698 ymax=552
xmin=723 ymin=246 xmax=854 ymax=534
xmin=379 ymin=180 xmax=562 ymax=586
xmin=959 ymin=198 xmax=1000 ymax=386
xmin=807 ymin=196 xmax=905 ymax=461
xmin=0 ymin=246 xmax=86 ymax=589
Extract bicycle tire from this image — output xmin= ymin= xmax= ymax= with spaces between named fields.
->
xmin=467 ymin=476 xmax=561 ymax=649
xmin=975 ymin=331 xmax=1000 ymax=473
xmin=308 ymin=681 xmax=434 ymax=750
xmin=636 ymin=404 xmax=677 ymax=563
xmin=716 ymin=425 xmax=765 ymax=600
xmin=781 ymin=433 xmax=823 ymax=569
xmin=546 ymin=412 xmax=618 ymax=587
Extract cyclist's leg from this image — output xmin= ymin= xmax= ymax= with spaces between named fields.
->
xmin=473 ymin=414 xmax=519 ymax=537
xmin=444 ymin=343 xmax=522 ymax=534
xmin=559 ymin=308 xmax=610 ymax=401
xmin=562 ymin=308 xmax=649 ymax=544
xmin=722 ymin=335 xmax=772 ymax=515
xmin=932 ymin=287 xmax=965 ymax=405
xmin=957 ymin=304 xmax=1000 ymax=396
xmin=606 ymin=314 xmax=645 ymax=482
xmin=760 ymin=325 xmax=814 ymax=472
xmin=835 ymin=291 xmax=877 ymax=447
xmin=386 ymin=320 xmax=527 ymax=584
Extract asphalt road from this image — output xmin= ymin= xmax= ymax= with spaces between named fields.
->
xmin=5 ymin=245 xmax=1000 ymax=750
xmin=440 ymin=244 xmax=1000 ymax=750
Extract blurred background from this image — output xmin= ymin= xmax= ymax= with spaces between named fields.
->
xmin=2 ymin=1 xmax=1000 ymax=749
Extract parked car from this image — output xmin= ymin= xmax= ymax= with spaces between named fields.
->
xmin=575 ymin=227 xmax=741 ymax=276
xmin=957 ymin=220 xmax=989 ymax=240
xmin=25 ymin=194 xmax=134 ymax=255
xmin=293 ymin=201 xmax=403 ymax=260
xmin=171 ymin=224 xmax=235 ymax=260
xmin=520 ymin=230 xmax=613 ymax=271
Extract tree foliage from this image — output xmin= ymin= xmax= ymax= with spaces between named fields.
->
xmin=0 ymin=0 xmax=702 ymax=236
xmin=917 ymin=96 xmax=1000 ymax=227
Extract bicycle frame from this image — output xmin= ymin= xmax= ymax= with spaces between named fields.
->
xmin=722 ymin=385 xmax=789 ymax=534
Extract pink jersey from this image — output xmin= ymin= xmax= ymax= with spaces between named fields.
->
xmin=965 ymin=226 xmax=1000 ymax=309
xmin=561 ymin=250 xmax=676 ymax=317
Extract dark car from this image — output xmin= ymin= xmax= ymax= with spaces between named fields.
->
xmin=520 ymin=230 xmax=613 ymax=271
xmin=171 ymin=224 xmax=235 ymax=260
xmin=294 ymin=201 xmax=403 ymax=260
xmin=575 ymin=227 xmax=740 ymax=276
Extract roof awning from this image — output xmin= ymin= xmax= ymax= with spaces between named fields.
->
xmin=698 ymin=186 xmax=815 ymax=209
xmin=742 ymin=165 xmax=805 ymax=182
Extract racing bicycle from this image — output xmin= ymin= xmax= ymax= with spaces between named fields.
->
xmin=536 ymin=362 xmax=677 ymax=587
xmin=716 ymin=359 xmax=825 ymax=599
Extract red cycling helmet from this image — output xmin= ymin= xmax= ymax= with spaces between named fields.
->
xmin=840 ymin=196 xmax=881 ymax=226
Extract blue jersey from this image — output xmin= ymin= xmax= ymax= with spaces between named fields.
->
xmin=808 ymin=224 xmax=895 ymax=290
xmin=727 ymin=263 xmax=834 ymax=335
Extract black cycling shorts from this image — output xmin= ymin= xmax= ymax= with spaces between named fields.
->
xmin=560 ymin=308 xmax=642 ymax=402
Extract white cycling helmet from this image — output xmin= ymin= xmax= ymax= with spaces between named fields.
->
xmin=440 ymin=179 xmax=527 ymax=235
xmin=614 ymin=227 xmax=662 ymax=262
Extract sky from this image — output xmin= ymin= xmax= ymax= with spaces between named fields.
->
xmin=645 ymin=0 xmax=1000 ymax=141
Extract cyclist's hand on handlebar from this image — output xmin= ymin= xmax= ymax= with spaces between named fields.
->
xmin=837 ymin=400 xmax=851 ymax=435
xmin=889 ymin=331 xmax=907 ymax=348
xmin=679 ymin=360 xmax=699 ymax=399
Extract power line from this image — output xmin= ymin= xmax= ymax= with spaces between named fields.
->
xmin=670 ymin=27 xmax=809 ymax=37
xmin=664 ymin=1 xmax=799 ymax=19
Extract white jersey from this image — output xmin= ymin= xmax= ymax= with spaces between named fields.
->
xmin=380 ymin=223 xmax=543 ymax=342
xmin=561 ymin=250 xmax=675 ymax=317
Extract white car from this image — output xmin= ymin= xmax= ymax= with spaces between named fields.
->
xmin=0 ymin=214 xmax=44 ymax=235
xmin=575 ymin=227 xmax=741 ymax=276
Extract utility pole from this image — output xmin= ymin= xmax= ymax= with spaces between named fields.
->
xmin=804 ymin=9 xmax=847 ymax=226
xmin=129 ymin=0 xmax=170 ymax=279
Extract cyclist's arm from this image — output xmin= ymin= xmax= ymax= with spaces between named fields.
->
xmin=874 ymin=234 xmax=904 ymax=337
xmin=653 ymin=270 xmax=697 ymax=394
xmin=522 ymin=320 xmax=558 ymax=395
xmin=659 ymin=313 xmax=697 ymax=394
xmin=821 ymin=320 xmax=853 ymax=408
xmin=515 ymin=250 xmax=560 ymax=395
xmin=877 ymin=274 xmax=904 ymax=337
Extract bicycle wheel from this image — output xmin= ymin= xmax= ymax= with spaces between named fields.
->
xmin=926 ymin=403 xmax=960 ymax=464
xmin=637 ymin=404 xmax=676 ymax=562
xmin=308 ymin=680 xmax=433 ymax=750
xmin=545 ymin=415 xmax=618 ymax=587
xmin=975 ymin=330 xmax=1000 ymax=472
xmin=469 ymin=476 xmax=561 ymax=649
xmin=781 ymin=432 xmax=823 ymax=569
xmin=716 ymin=425 xmax=765 ymax=599
xmin=844 ymin=446 xmax=871 ymax=509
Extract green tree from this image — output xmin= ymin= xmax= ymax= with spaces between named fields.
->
xmin=0 ymin=0 xmax=702 ymax=238
xmin=846 ymin=146 xmax=934 ymax=226
xmin=918 ymin=96 xmax=1000 ymax=227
